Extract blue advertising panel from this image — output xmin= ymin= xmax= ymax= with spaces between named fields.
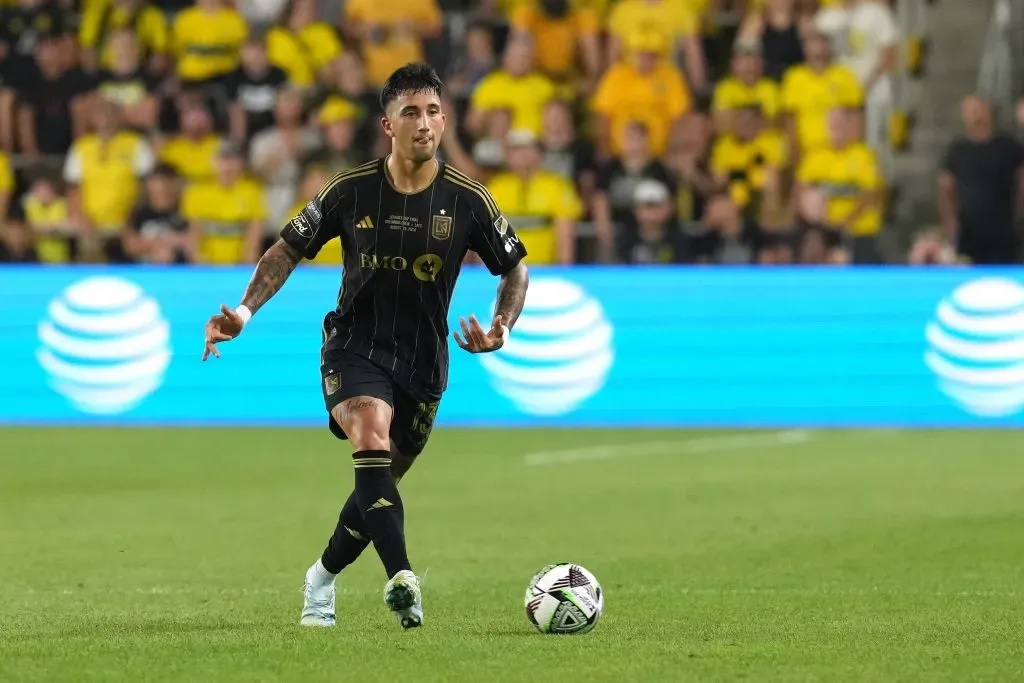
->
xmin=2 ymin=265 xmax=1024 ymax=428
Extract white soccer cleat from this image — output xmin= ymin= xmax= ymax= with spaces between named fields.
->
xmin=383 ymin=569 xmax=423 ymax=629
xmin=300 ymin=570 xmax=336 ymax=627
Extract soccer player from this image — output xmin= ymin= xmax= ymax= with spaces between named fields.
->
xmin=200 ymin=63 xmax=529 ymax=630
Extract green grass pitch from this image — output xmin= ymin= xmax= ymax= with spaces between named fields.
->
xmin=1 ymin=427 xmax=1023 ymax=682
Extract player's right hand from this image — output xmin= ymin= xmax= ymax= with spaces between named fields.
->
xmin=202 ymin=304 xmax=244 ymax=361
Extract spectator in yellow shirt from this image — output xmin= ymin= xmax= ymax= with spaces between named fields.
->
xmin=796 ymin=107 xmax=884 ymax=263
xmin=267 ymin=0 xmax=343 ymax=88
xmin=468 ymin=34 xmax=558 ymax=138
xmin=79 ymin=0 xmax=169 ymax=74
xmin=22 ymin=174 xmax=73 ymax=263
xmin=158 ymin=100 xmax=222 ymax=184
xmin=182 ymin=142 xmax=267 ymax=264
xmin=486 ymin=128 xmax=583 ymax=264
xmin=509 ymin=0 xmax=601 ymax=89
xmin=606 ymin=0 xmax=706 ymax=90
xmin=712 ymin=41 xmax=780 ymax=134
xmin=591 ymin=30 xmax=692 ymax=158
xmin=710 ymin=105 xmax=787 ymax=224
xmin=781 ymin=31 xmax=863 ymax=154
xmin=343 ymin=0 xmax=441 ymax=87
xmin=172 ymin=0 xmax=248 ymax=84
xmin=0 ymin=149 xmax=11 ymax=225
xmin=63 ymin=98 xmax=156 ymax=262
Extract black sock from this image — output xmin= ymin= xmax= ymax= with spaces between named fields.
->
xmin=320 ymin=490 xmax=371 ymax=574
xmin=353 ymin=449 xmax=411 ymax=578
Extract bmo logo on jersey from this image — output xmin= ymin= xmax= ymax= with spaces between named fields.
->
xmin=360 ymin=252 xmax=444 ymax=283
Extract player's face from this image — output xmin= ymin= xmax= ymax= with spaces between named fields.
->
xmin=383 ymin=91 xmax=445 ymax=164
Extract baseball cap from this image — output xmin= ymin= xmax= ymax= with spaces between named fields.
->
xmin=633 ymin=179 xmax=670 ymax=205
xmin=318 ymin=97 xmax=358 ymax=125
xmin=506 ymin=128 xmax=539 ymax=147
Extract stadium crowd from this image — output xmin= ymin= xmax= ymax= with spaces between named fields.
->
xmin=0 ymin=0 xmax=915 ymax=266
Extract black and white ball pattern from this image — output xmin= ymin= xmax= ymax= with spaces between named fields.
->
xmin=524 ymin=563 xmax=604 ymax=634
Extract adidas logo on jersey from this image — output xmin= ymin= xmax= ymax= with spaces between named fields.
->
xmin=357 ymin=216 xmax=375 ymax=229
xmin=370 ymin=498 xmax=393 ymax=509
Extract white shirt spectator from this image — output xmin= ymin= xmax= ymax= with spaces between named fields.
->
xmin=844 ymin=0 xmax=899 ymax=89
xmin=63 ymin=138 xmax=155 ymax=184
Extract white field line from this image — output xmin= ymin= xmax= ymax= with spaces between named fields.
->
xmin=523 ymin=429 xmax=813 ymax=466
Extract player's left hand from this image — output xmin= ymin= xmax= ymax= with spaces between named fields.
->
xmin=202 ymin=304 xmax=244 ymax=361
xmin=454 ymin=314 xmax=508 ymax=354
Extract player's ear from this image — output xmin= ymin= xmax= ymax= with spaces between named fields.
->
xmin=381 ymin=114 xmax=394 ymax=138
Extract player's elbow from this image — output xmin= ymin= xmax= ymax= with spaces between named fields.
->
xmin=506 ymin=260 xmax=529 ymax=284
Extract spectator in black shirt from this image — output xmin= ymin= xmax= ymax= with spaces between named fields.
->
xmin=16 ymin=33 xmax=95 ymax=157
xmin=0 ymin=222 xmax=40 ymax=262
xmin=623 ymin=179 xmax=687 ymax=264
xmin=305 ymin=97 xmax=365 ymax=172
xmin=593 ymin=121 xmax=675 ymax=262
xmin=689 ymin=192 xmax=765 ymax=264
xmin=125 ymin=162 xmax=189 ymax=263
xmin=938 ymin=94 xmax=1024 ymax=264
xmin=227 ymin=35 xmax=287 ymax=145
xmin=666 ymin=113 xmax=714 ymax=226
xmin=0 ymin=0 xmax=70 ymax=69
xmin=322 ymin=51 xmax=382 ymax=157
xmin=540 ymin=99 xmax=596 ymax=197
xmin=96 ymin=29 xmax=159 ymax=130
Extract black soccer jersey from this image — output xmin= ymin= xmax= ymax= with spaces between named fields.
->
xmin=280 ymin=158 xmax=528 ymax=396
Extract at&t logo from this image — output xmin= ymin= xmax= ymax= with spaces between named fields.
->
xmin=37 ymin=277 xmax=171 ymax=415
xmin=924 ymin=277 xmax=1024 ymax=417
xmin=479 ymin=278 xmax=614 ymax=416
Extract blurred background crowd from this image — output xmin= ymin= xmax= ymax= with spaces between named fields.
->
xmin=0 ymin=0 xmax=1019 ymax=268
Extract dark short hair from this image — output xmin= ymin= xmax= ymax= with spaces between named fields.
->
xmin=380 ymin=62 xmax=444 ymax=112
xmin=149 ymin=163 xmax=180 ymax=179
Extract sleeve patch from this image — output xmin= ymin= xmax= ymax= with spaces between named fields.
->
xmin=494 ymin=214 xmax=509 ymax=235
xmin=291 ymin=214 xmax=314 ymax=238
xmin=305 ymin=199 xmax=322 ymax=223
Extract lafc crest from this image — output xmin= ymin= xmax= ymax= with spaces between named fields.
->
xmin=431 ymin=214 xmax=452 ymax=240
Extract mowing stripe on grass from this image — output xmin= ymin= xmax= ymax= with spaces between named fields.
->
xmin=523 ymin=430 xmax=812 ymax=466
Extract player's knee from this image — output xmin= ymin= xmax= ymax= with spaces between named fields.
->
xmin=333 ymin=396 xmax=392 ymax=451
xmin=390 ymin=451 xmax=415 ymax=483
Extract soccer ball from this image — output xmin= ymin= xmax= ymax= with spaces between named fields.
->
xmin=524 ymin=563 xmax=604 ymax=634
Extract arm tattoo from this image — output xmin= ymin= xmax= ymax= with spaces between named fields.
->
xmin=494 ymin=262 xmax=529 ymax=330
xmin=240 ymin=239 xmax=303 ymax=314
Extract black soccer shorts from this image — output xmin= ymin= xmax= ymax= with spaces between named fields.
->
xmin=319 ymin=348 xmax=441 ymax=458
